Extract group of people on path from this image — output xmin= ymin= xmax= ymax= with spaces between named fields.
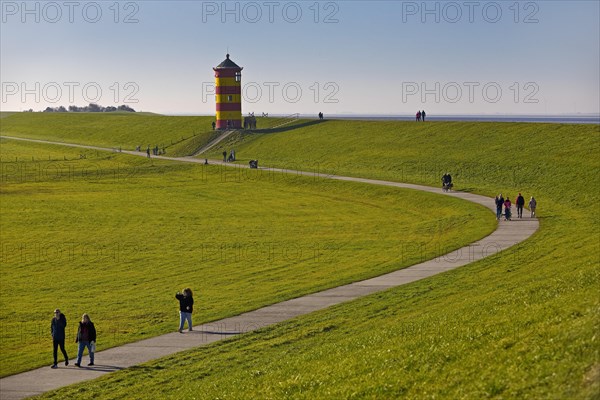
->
xmin=51 ymin=289 xmax=193 ymax=369
xmin=244 ymin=113 xmax=257 ymax=129
xmin=438 ymin=173 xmax=537 ymax=220
xmin=136 ymin=144 xmax=164 ymax=158
xmin=50 ymin=310 xmax=96 ymax=369
xmin=495 ymin=193 xmax=537 ymax=221
xmin=439 ymin=173 xmax=537 ymax=220
xmin=416 ymin=110 xmax=426 ymax=121
xmin=223 ymin=149 xmax=236 ymax=162
xmin=148 ymin=145 xmax=164 ymax=157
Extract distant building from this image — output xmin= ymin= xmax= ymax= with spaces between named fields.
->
xmin=213 ymin=54 xmax=242 ymax=130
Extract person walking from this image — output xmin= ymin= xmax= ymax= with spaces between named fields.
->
xmin=146 ymin=145 xmax=151 ymax=158
xmin=74 ymin=313 xmax=96 ymax=367
xmin=494 ymin=196 xmax=500 ymax=219
xmin=176 ymin=288 xmax=194 ymax=333
xmin=421 ymin=110 xmax=426 ymax=121
xmin=504 ymin=197 xmax=512 ymax=221
xmin=222 ymin=151 xmax=227 ymax=162
xmin=516 ymin=193 xmax=525 ymax=218
xmin=496 ymin=193 xmax=504 ymax=220
xmin=529 ymin=196 xmax=537 ymax=217
xmin=50 ymin=309 xmax=69 ymax=368
xmin=416 ymin=110 xmax=421 ymax=122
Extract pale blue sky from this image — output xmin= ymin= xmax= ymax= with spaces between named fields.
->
xmin=1 ymin=1 xmax=599 ymax=115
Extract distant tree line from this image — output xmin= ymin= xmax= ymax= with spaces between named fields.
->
xmin=39 ymin=103 xmax=136 ymax=113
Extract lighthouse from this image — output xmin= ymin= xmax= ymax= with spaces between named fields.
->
xmin=213 ymin=54 xmax=242 ymax=130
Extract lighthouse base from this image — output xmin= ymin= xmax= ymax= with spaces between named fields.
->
xmin=216 ymin=120 xmax=242 ymax=130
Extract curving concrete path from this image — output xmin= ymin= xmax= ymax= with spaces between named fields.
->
xmin=0 ymin=136 xmax=538 ymax=399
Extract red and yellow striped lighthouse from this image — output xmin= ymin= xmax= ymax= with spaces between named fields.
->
xmin=213 ymin=54 xmax=242 ymax=130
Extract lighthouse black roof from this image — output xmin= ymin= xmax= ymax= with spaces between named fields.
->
xmin=215 ymin=54 xmax=241 ymax=69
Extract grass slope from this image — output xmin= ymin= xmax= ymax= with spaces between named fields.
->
xmin=0 ymin=113 xmax=216 ymax=153
xmin=0 ymin=138 xmax=493 ymax=377
xmin=33 ymin=119 xmax=599 ymax=399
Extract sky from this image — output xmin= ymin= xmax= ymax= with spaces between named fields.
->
xmin=1 ymin=0 xmax=599 ymax=116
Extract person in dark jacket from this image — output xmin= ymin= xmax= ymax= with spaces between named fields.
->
xmin=529 ymin=196 xmax=537 ymax=217
xmin=50 ymin=309 xmax=69 ymax=368
xmin=496 ymin=194 xmax=505 ymax=220
xmin=74 ymin=313 xmax=96 ymax=367
xmin=176 ymin=288 xmax=194 ymax=333
xmin=516 ymin=193 xmax=525 ymax=218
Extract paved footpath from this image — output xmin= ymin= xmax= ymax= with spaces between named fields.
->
xmin=0 ymin=136 xmax=539 ymax=399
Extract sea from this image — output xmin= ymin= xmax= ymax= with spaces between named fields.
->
xmin=300 ymin=114 xmax=600 ymax=124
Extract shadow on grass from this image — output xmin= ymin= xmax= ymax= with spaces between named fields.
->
xmin=74 ymin=364 xmax=125 ymax=372
xmin=129 ymin=365 xmax=166 ymax=371
xmin=195 ymin=330 xmax=244 ymax=336
xmin=250 ymin=119 xmax=328 ymax=134
xmin=455 ymin=187 xmax=476 ymax=193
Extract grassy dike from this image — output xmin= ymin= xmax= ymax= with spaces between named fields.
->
xmin=0 ymin=138 xmax=493 ymax=378
xmin=0 ymin=112 xmax=216 ymax=153
xmin=1 ymin=115 xmax=598 ymax=398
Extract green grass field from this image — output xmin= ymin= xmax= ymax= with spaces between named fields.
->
xmin=1 ymin=114 xmax=598 ymax=398
xmin=0 ymin=138 xmax=493 ymax=378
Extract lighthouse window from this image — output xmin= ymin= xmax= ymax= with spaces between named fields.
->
xmin=227 ymin=95 xmax=233 ymax=102
xmin=235 ymin=72 xmax=241 ymax=82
